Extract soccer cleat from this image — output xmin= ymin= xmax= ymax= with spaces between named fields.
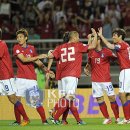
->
xmin=49 ymin=109 xmax=55 ymax=118
xmin=20 ymin=120 xmax=30 ymax=126
xmin=102 ymin=118 xmax=112 ymax=124
xmin=117 ymin=119 xmax=130 ymax=124
xmin=61 ymin=120 xmax=68 ymax=125
xmin=115 ymin=118 xmax=121 ymax=124
xmin=10 ymin=121 xmax=20 ymax=126
xmin=42 ymin=120 xmax=50 ymax=125
xmin=53 ymin=120 xmax=61 ymax=125
xmin=77 ymin=120 xmax=86 ymax=125
xmin=49 ymin=116 xmax=55 ymax=124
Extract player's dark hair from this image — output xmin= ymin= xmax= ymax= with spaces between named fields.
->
xmin=63 ymin=31 xmax=70 ymax=42
xmin=112 ymin=28 xmax=126 ymax=40
xmin=0 ymin=28 xmax=2 ymax=39
xmin=16 ymin=28 xmax=28 ymax=41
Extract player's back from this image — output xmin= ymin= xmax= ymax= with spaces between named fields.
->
xmin=0 ymin=40 xmax=14 ymax=80
xmin=53 ymin=42 xmax=88 ymax=78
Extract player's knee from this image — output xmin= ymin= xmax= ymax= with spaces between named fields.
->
xmin=108 ymin=95 xmax=116 ymax=102
xmin=7 ymin=94 xmax=17 ymax=104
xmin=66 ymin=94 xmax=75 ymax=101
xmin=96 ymin=96 xmax=104 ymax=103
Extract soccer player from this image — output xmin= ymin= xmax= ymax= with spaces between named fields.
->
xmin=0 ymin=28 xmax=30 ymax=126
xmin=98 ymin=27 xmax=130 ymax=124
xmin=12 ymin=28 xmax=54 ymax=125
xmin=84 ymin=33 xmax=120 ymax=124
xmin=48 ymin=29 xmax=98 ymax=124
xmin=47 ymin=32 xmax=70 ymax=125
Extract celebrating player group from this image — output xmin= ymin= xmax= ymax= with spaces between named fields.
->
xmin=0 ymin=26 xmax=130 ymax=126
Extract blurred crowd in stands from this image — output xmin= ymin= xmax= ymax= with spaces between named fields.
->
xmin=0 ymin=0 xmax=130 ymax=40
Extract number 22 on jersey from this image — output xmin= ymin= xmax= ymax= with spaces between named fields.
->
xmin=61 ymin=47 xmax=75 ymax=62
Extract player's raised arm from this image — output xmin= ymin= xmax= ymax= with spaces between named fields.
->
xmin=88 ymin=28 xmax=97 ymax=50
xmin=98 ymin=27 xmax=115 ymax=50
xmin=46 ymin=50 xmax=54 ymax=79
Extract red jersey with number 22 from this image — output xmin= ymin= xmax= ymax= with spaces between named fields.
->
xmin=53 ymin=42 xmax=88 ymax=79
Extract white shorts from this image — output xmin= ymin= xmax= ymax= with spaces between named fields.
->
xmin=58 ymin=80 xmax=62 ymax=97
xmin=119 ymin=69 xmax=130 ymax=93
xmin=0 ymin=78 xmax=16 ymax=95
xmin=15 ymin=78 xmax=38 ymax=97
xmin=92 ymin=82 xmax=115 ymax=98
xmin=58 ymin=80 xmax=62 ymax=91
xmin=61 ymin=76 xmax=78 ymax=96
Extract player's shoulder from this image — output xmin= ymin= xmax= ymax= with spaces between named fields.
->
xmin=13 ymin=43 xmax=20 ymax=49
xmin=28 ymin=44 xmax=35 ymax=49
xmin=102 ymin=47 xmax=112 ymax=54
xmin=0 ymin=40 xmax=6 ymax=46
xmin=59 ymin=42 xmax=68 ymax=48
xmin=119 ymin=41 xmax=129 ymax=47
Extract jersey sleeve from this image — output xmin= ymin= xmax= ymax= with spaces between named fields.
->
xmin=78 ymin=43 xmax=89 ymax=53
xmin=13 ymin=45 xmax=22 ymax=56
xmin=114 ymin=43 xmax=128 ymax=51
xmin=0 ymin=42 xmax=5 ymax=58
xmin=106 ymin=48 xmax=117 ymax=58
xmin=52 ymin=46 xmax=60 ymax=60
xmin=33 ymin=46 xmax=38 ymax=56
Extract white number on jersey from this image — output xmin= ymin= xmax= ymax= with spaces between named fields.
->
xmin=95 ymin=58 xmax=100 ymax=64
xmin=61 ymin=47 xmax=75 ymax=62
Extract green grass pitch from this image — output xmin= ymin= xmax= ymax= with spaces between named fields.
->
xmin=0 ymin=118 xmax=129 ymax=130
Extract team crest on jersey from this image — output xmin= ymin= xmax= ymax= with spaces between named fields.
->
xmin=16 ymin=50 xmax=20 ymax=54
xmin=30 ymin=49 xmax=33 ymax=53
xmin=101 ymin=53 xmax=104 ymax=58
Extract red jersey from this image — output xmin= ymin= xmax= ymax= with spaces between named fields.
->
xmin=0 ymin=40 xmax=14 ymax=80
xmin=52 ymin=42 xmax=88 ymax=78
xmin=88 ymin=48 xmax=116 ymax=82
xmin=114 ymin=41 xmax=130 ymax=70
xmin=13 ymin=44 xmax=37 ymax=80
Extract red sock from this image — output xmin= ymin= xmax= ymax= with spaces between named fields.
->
xmin=14 ymin=105 xmax=21 ymax=123
xmin=123 ymin=101 xmax=130 ymax=120
xmin=54 ymin=98 xmax=69 ymax=120
xmin=128 ymin=100 xmax=130 ymax=119
xmin=98 ymin=102 xmax=109 ymax=119
xmin=62 ymin=107 xmax=69 ymax=121
xmin=54 ymin=102 xmax=59 ymax=111
xmin=110 ymin=101 xmax=119 ymax=119
xmin=15 ymin=101 xmax=29 ymax=121
xmin=69 ymin=100 xmax=81 ymax=122
xmin=36 ymin=106 xmax=46 ymax=123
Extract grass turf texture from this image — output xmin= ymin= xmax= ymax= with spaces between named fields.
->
xmin=0 ymin=118 xmax=129 ymax=130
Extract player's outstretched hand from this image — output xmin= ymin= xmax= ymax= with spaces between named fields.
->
xmin=98 ymin=27 xmax=103 ymax=37
xmin=48 ymin=50 xmax=53 ymax=55
xmin=49 ymin=71 xmax=55 ymax=79
xmin=91 ymin=28 xmax=97 ymax=36
xmin=38 ymin=54 xmax=47 ymax=59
